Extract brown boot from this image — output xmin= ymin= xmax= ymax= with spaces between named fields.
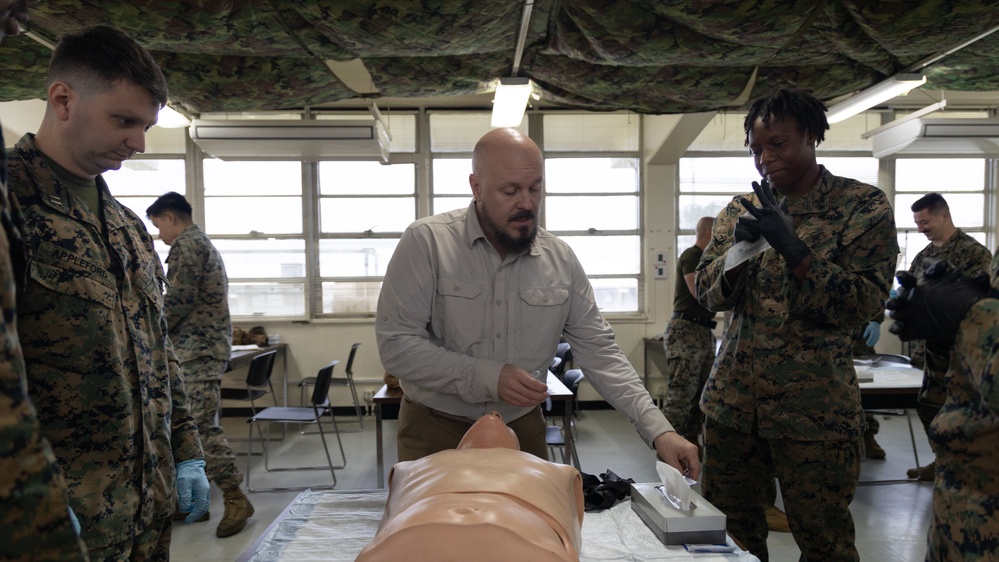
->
xmin=216 ymin=488 xmax=254 ymax=538
xmin=906 ymin=461 xmax=936 ymax=482
xmin=766 ymin=505 xmax=791 ymax=533
xmin=863 ymin=430 xmax=886 ymax=460
xmin=173 ymin=509 xmax=209 ymax=522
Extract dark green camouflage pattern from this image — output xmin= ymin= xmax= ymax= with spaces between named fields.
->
xmin=925 ymin=299 xmax=999 ymax=560
xmin=6 ymin=134 xmax=203 ymax=551
xmin=703 ymin=417 xmax=862 ymax=562
xmin=662 ymin=317 xmax=713 ymax=445
xmin=695 ymin=167 xmax=898 ymax=441
xmin=907 ymin=230 xmax=991 ymax=408
xmin=165 ymin=224 xmax=231 ymax=367
xmin=2 ymin=1 xmax=999 ymax=114
xmin=0 ymin=129 xmax=88 ymax=561
xmin=182 ymin=363 xmax=243 ymax=492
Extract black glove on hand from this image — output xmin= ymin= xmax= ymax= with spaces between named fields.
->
xmin=736 ymin=179 xmax=809 ymax=269
xmin=885 ymin=259 xmax=986 ymax=344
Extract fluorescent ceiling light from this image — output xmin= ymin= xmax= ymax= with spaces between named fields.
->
xmin=491 ymin=77 xmax=532 ymax=128
xmin=157 ymin=105 xmax=191 ymax=128
xmin=825 ymin=73 xmax=927 ymax=124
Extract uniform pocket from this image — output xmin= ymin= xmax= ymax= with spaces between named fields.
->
xmin=515 ymin=286 xmax=570 ymax=363
xmin=435 ymin=276 xmax=485 ymax=353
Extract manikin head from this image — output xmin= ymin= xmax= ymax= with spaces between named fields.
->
xmin=456 ymin=411 xmax=520 ymax=450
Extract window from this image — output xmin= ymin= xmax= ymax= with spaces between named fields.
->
xmin=202 ymin=159 xmax=306 ymax=319
xmin=893 ymin=158 xmax=989 ymax=274
xmin=541 ymin=113 xmax=642 ymax=313
xmin=316 ymin=161 xmax=415 ymax=316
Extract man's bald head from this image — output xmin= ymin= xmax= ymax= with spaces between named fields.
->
xmin=695 ymin=216 xmax=713 ymax=249
xmin=471 ymin=128 xmax=542 ymax=176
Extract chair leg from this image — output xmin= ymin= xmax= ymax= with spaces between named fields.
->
xmin=348 ymin=380 xmax=364 ymax=430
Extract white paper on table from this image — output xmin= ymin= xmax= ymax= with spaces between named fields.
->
xmin=656 ymin=461 xmax=693 ymax=511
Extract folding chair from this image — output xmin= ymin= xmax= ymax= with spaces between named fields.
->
xmin=298 ymin=342 xmax=364 ymax=431
xmin=245 ymin=360 xmax=346 ymax=492
xmin=219 ymin=349 xmax=279 ymax=450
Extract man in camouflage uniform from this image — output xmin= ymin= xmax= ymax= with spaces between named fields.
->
xmin=147 ymin=192 xmax=254 ymax=538
xmin=695 ymin=88 xmax=897 ymax=562
xmin=904 ymin=192 xmax=991 ymax=481
xmin=662 ymin=216 xmax=715 ymax=448
xmin=6 ymin=26 xmax=208 ymax=560
xmin=0 ymin=2 xmax=89 ymax=559
xmin=886 ymin=261 xmax=999 ymax=561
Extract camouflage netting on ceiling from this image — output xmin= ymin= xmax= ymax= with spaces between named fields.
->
xmin=2 ymin=0 xmax=999 ymax=115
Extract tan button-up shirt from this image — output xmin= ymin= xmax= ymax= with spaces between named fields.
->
xmin=376 ymin=201 xmax=672 ymax=445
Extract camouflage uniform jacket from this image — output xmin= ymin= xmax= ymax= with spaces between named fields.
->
xmin=6 ymin=134 xmax=203 ymax=549
xmin=927 ymin=299 xmax=999 ymax=559
xmin=695 ymin=167 xmax=898 ymax=440
xmin=165 ymin=224 xmax=231 ymax=371
xmin=907 ymin=230 xmax=991 ymax=402
xmin=0 ymin=131 xmax=88 ymax=560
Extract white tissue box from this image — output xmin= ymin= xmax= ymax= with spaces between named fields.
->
xmin=630 ymin=482 xmax=727 ymax=546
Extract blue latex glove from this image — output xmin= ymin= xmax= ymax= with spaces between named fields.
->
xmin=176 ymin=459 xmax=210 ymax=524
xmin=68 ymin=506 xmax=81 ymax=535
xmin=889 ymin=288 xmax=898 ymax=299
xmin=863 ymin=321 xmax=880 ymax=347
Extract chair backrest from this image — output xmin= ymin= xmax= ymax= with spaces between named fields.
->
xmin=562 ymin=369 xmax=585 ymax=394
xmin=343 ymin=342 xmax=361 ymax=377
xmin=310 ymin=360 xmax=341 ymax=407
xmin=246 ymin=350 xmax=277 ymax=388
xmin=551 ymin=342 xmax=572 ymax=377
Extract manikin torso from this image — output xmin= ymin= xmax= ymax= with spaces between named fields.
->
xmin=357 ymin=411 xmax=585 ymax=561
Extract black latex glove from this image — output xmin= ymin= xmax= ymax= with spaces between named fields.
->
xmin=736 ymin=179 xmax=809 ymax=269
xmin=885 ymin=259 xmax=986 ymax=344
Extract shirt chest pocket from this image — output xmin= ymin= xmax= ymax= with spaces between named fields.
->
xmin=515 ymin=287 xmax=570 ymax=355
xmin=435 ymin=277 xmax=486 ymax=353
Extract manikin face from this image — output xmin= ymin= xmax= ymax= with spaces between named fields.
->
xmin=457 ymin=411 xmax=520 ymax=450
xmin=0 ymin=0 xmax=29 ymax=44
xmin=913 ymin=208 xmax=952 ymax=245
xmin=149 ymin=212 xmax=185 ymax=246
xmin=747 ymin=116 xmax=818 ymax=197
xmin=469 ymin=139 xmax=543 ymax=256
xmin=56 ymin=78 xmax=159 ymax=178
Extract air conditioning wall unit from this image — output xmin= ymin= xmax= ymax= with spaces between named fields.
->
xmin=871 ymin=117 xmax=999 ymax=159
xmin=189 ymin=119 xmax=389 ymax=162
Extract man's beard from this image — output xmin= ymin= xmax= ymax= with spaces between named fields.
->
xmin=483 ymin=207 xmax=538 ymax=254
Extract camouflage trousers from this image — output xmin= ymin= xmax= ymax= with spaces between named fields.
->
xmin=703 ymin=418 xmax=861 ymax=562
xmin=662 ymin=318 xmax=714 ymax=445
xmin=87 ymin=517 xmax=171 ymax=562
xmin=181 ymin=358 xmax=243 ymax=492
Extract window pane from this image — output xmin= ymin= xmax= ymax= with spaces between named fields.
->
xmin=319 ymin=198 xmax=414 ymax=233
xmin=321 ymin=281 xmax=382 ymax=315
xmin=561 ymin=235 xmax=640 ymax=275
xmin=676 ymin=235 xmax=696 ymax=260
xmin=545 ymin=195 xmax=638 ymax=230
xmin=104 ymin=159 xmax=186 ymax=196
xmin=546 ymin=158 xmax=638 ymax=194
xmin=229 ymin=282 xmax=305 ymax=318
xmin=205 ymin=197 xmax=302 ymax=234
xmin=817 ymin=157 xmax=879 ymax=188
xmin=318 ymin=239 xmax=399 ymax=277
xmin=318 ymin=162 xmax=415 ymax=195
xmin=590 ymin=278 xmax=638 ymax=313
xmin=679 ymin=157 xmax=756 ymax=193
xmin=678 ymin=195 xmax=731 ymax=231
xmin=213 ymin=239 xmax=306 ymax=279
xmin=896 ymin=159 xmax=984 ymax=192
xmin=433 ymin=197 xmax=470 ymax=215
xmin=430 ymin=113 xmax=527 ymax=152
xmin=433 ymin=158 xmax=472 ymax=194
xmin=203 ymin=160 xmax=302 ymax=196
xmin=894 ymin=193 xmax=985 ymax=229
xmin=544 ymin=114 xmax=639 ymax=152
